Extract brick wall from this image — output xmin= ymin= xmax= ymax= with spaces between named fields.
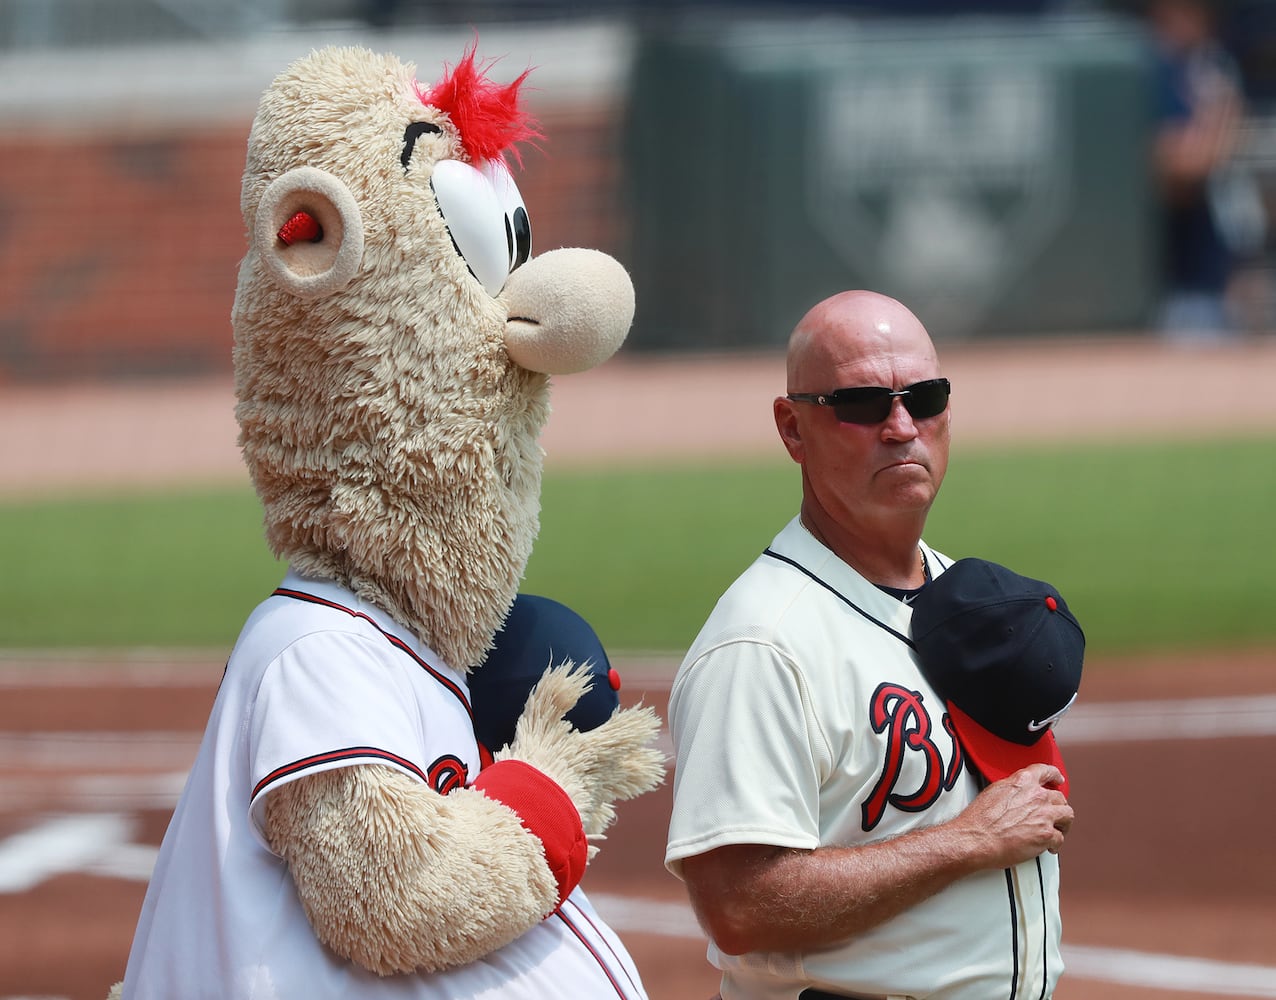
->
xmin=0 ymin=106 xmax=624 ymax=383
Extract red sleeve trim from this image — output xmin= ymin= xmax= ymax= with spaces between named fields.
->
xmin=252 ymin=746 xmax=427 ymax=799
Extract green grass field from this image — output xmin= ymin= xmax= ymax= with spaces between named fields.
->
xmin=3 ymin=435 xmax=1273 ymax=659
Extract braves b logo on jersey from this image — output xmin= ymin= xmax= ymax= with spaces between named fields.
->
xmin=861 ymin=682 xmax=963 ymax=831
xmin=427 ymin=754 xmax=469 ymax=795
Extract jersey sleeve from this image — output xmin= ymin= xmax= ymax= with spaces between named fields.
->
xmin=664 ymin=637 xmax=827 ymax=877
xmin=245 ymin=629 xmax=438 ymax=847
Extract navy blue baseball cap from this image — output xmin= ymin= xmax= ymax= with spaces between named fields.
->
xmin=469 ymin=594 xmax=622 ymax=754
xmin=909 ymin=558 xmax=1085 ymax=797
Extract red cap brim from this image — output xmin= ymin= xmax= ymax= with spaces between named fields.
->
xmin=947 ymin=701 xmax=1070 ymax=798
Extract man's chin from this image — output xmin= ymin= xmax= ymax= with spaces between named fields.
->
xmin=876 ymin=472 xmax=938 ymax=511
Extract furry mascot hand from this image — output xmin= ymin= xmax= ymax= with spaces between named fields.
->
xmin=468 ymin=594 xmax=663 ymax=891
xmin=494 ymin=663 xmax=664 ymax=846
xmin=108 ymin=44 xmax=663 ymax=999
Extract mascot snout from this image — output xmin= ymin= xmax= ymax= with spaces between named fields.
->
xmin=503 ymin=247 xmax=635 ymax=375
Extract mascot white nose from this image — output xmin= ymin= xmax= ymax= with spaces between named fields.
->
xmin=502 ymin=247 xmax=635 ymax=375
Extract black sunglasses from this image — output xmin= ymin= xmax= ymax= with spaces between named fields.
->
xmin=786 ymin=378 xmax=951 ymax=425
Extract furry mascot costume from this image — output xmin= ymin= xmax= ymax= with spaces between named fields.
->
xmin=109 ymin=44 xmax=664 ymax=999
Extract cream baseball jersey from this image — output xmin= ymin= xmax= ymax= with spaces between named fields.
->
xmin=665 ymin=518 xmax=1062 ymax=1000
xmin=121 ymin=571 xmax=646 ymax=1000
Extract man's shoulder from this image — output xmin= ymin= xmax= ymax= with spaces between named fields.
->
xmin=683 ymin=552 xmax=851 ymax=668
xmin=698 ymin=523 xmax=824 ymax=616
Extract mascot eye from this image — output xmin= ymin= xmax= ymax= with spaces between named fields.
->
xmin=430 ymin=158 xmax=532 ymax=297
xmin=483 ymin=159 xmax=532 ymax=273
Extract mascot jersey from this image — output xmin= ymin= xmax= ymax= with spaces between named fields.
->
xmin=121 ymin=570 xmax=647 ymax=1000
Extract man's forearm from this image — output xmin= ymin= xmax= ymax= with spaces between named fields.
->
xmin=683 ymin=764 xmax=1072 ymax=955
xmin=685 ymin=824 xmax=982 ymax=955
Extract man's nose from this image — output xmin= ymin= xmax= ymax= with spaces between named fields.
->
xmin=879 ymin=397 xmax=918 ymax=441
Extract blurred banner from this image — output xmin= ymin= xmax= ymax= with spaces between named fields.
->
xmin=622 ymin=11 xmax=1160 ymax=348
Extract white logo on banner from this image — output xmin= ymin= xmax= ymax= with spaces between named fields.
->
xmin=807 ymin=58 xmax=1069 ymax=337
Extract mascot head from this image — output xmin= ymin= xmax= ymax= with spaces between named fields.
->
xmin=232 ymin=45 xmax=634 ymax=670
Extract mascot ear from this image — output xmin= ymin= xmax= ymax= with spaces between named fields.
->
xmin=253 ymin=166 xmax=365 ymax=300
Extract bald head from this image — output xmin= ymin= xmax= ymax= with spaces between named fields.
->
xmin=786 ymin=291 xmax=938 ymax=394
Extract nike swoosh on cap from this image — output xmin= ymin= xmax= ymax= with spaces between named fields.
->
xmin=1027 ymin=692 xmax=1078 ymax=732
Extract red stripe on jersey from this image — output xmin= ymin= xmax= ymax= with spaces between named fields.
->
xmin=553 ymin=899 xmax=638 ymax=999
xmin=252 ymin=746 xmax=428 ymax=799
xmin=271 ymin=587 xmax=473 ymax=721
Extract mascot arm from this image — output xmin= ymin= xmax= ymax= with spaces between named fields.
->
xmin=260 ymin=662 xmax=664 ymax=978
xmin=263 ymin=764 xmax=561 ymax=976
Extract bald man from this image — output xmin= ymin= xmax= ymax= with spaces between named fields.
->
xmin=665 ymin=291 xmax=1073 ymax=999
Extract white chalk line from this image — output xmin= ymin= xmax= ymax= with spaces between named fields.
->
xmin=0 ymin=813 xmax=142 ymax=893
xmin=3 ymin=691 xmax=1274 ymax=776
xmin=1058 ymin=945 xmax=1276 ymax=997
xmin=1058 ymin=694 xmax=1276 ymax=743
xmin=587 ymin=894 xmax=1276 ymax=996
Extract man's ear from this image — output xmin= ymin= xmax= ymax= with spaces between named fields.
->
xmin=253 ymin=166 xmax=364 ymax=300
xmin=774 ymin=396 xmax=805 ymax=463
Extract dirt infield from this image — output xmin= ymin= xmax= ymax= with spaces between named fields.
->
xmin=2 ymin=651 xmax=1275 ymax=1000
xmin=2 ymin=334 xmax=1275 ymax=999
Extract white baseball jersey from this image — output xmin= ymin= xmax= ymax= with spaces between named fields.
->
xmin=122 ymin=569 xmax=646 ymax=1000
xmin=665 ymin=518 xmax=1062 ymax=1000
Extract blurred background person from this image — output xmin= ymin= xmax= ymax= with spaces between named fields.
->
xmin=1146 ymin=0 xmax=1265 ymax=339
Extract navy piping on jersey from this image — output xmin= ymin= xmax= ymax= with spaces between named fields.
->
xmin=1002 ymin=856 xmax=1053 ymax=1000
xmin=1035 ymin=856 xmax=1050 ymax=1000
xmin=271 ymin=587 xmax=472 ymax=721
xmin=554 ymin=897 xmax=640 ymax=998
xmin=252 ymin=746 xmax=428 ymax=799
xmin=761 ymin=547 xmax=948 ymax=648
xmin=1004 ymin=868 xmax=1020 ymax=1000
